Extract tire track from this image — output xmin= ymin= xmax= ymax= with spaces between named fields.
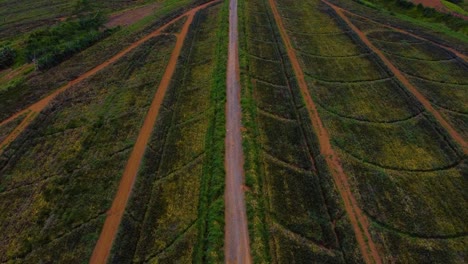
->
xmin=267 ymin=0 xmax=383 ymax=263
xmin=89 ymin=2 xmax=220 ymax=263
xmin=225 ymin=0 xmax=252 ymax=263
xmin=323 ymin=0 xmax=467 ymax=154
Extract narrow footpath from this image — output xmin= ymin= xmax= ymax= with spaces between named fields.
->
xmin=224 ymin=0 xmax=252 ymax=263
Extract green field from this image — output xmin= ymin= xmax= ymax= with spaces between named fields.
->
xmin=109 ymin=3 xmax=228 ymax=262
xmin=0 ymin=0 xmax=466 ymax=262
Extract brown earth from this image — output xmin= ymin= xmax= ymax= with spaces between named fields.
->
xmin=105 ymin=3 xmax=160 ymax=28
xmin=324 ymin=0 xmax=467 ymax=154
xmin=268 ymin=0 xmax=383 ymax=263
xmin=89 ymin=1 xmax=220 ymax=263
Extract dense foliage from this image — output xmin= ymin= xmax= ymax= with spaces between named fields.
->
xmin=0 ymin=46 xmax=16 ymax=69
xmin=25 ymin=13 xmax=111 ymax=70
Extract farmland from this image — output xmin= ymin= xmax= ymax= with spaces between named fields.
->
xmin=0 ymin=0 xmax=467 ymax=263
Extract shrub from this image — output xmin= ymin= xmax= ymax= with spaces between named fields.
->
xmin=0 ymin=46 xmax=16 ymax=69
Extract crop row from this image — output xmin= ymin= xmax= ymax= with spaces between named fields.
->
xmin=0 ymin=0 xmax=212 ymax=122
xmin=349 ymin=16 xmax=468 ymax=139
xmin=240 ymin=0 xmax=365 ymax=263
xmin=0 ymin=35 xmax=176 ymax=263
xmin=109 ymin=3 xmax=227 ymax=263
xmin=275 ymin=0 xmax=467 ymax=262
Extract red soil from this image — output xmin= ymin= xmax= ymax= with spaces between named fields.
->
xmin=105 ymin=3 xmax=160 ymax=28
xmin=89 ymin=2 xmax=220 ymax=263
xmin=412 ymin=0 xmax=445 ymax=10
xmin=324 ymin=0 xmax=467 ymax=155
xmin=268 ymin=0 xmax=383 ymax=263
xmin=412 ymin=0 xmax=468 ymax=19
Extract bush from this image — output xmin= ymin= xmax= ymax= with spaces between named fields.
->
xmin=25 ymin=13 xmax=111 ymax=70
xmin=0 ymin=46 xmax=16 ymax=69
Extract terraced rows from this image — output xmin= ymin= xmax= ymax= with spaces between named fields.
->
xmin=109 ymin=4 xmax=226 ymax=263
xmin=240 ymin=0 xmax=364 ymax=262
xmin=0 ymin=35 xmax=176 ymax=263
xmin=349 ymin=17 xmax=468 ymax=140
xmin=274 ymin=0 xmax=467 ymax=262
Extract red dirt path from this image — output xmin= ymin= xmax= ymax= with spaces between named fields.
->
xmin=0 ymin=2 xmax=214 ymax=154
xmin=324 ymin=0 xmax=467 ymax=155
xmin=89 ymin=2 xmax=219 ymax=263
xmin=268 ymin=0 xmax=383 ymax=263
xmin=224 ymin=0 xmax=252 ymax=263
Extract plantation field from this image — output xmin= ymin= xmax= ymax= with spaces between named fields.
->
xmin=239 ymin=0 xmax=364 ymax=262
xmin=0 ymin=34 xmax=177 ymax=262
xmin=109 ymin=3 xmax=227 ymax=263
xmin=0 ymin=0 xmax=212 ymax=122
xmin=0 ymin=0 xmax=466 ymax=262
xmin=273 ymin=0 xmax=467 ymax=262
xmin=0 ymin=0 xmax=161 ymax=40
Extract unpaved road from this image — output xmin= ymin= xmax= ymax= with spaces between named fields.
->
xmin=268 ymin=0 xmax=383 ymax=263
xmin=90 ymin=3 xmax=219 ymax=263
xmin=323 ymin=0 xmax=467 ymax=154
xmin=0 ymin=2 xmax=215 ymax=154
xmin=224 ymin=0 xmax=252 ymax=263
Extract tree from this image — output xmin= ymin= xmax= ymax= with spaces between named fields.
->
xmin=0 ymin=46 xmax=16 ymax=69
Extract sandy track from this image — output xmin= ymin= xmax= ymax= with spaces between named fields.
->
xmin=267 ymin=0 xmax=383 ymax=263
xmin=89 ymin=3 xmax=220 ymax=263
xmin=0 ymin=2 xmax=216 ymax=155
xmin=323 ymin=0 xmax=467 ymax=154
xmin=224 ymin=0 xmax=252 ymax=263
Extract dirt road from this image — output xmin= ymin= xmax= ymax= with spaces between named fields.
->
xmin=323 ymin=0 xmax=467 ymax=154
xmin=0 ymin=2 xmax=216 ymax=155
xmin=268 ymin=0 xmax=383 ymax=263
xmin=89 ymin=3 xmax=219 ymax=263
xmin=224 ymin=0 xmax=252 ymax=263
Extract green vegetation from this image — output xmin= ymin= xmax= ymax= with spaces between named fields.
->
xmin=0 ymin=35 xmax=176 ymax=263
xmin=0 ymin=46 xmax=16 ymax=69
xmin=442 ymin=0 xmax=468 ymax=15
xmin=357 ymin=21 xmax=468 ymax=149
xmin=273 ymin=0 xmax=467 ymax=262
xmin=25 ymin=14 xmax=112 ymax=70
xmin=239 ymin=0 xmax=364 ymax=262
xmin=0 ymin=0 xmax=211 ymax=122
xmin=0 ymin=113 xmax=27 ymax=145
xmin=355 ymin=0 xmax=468 ymax=34
xmin=110 ymin=3 xmax=227 ymax=263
